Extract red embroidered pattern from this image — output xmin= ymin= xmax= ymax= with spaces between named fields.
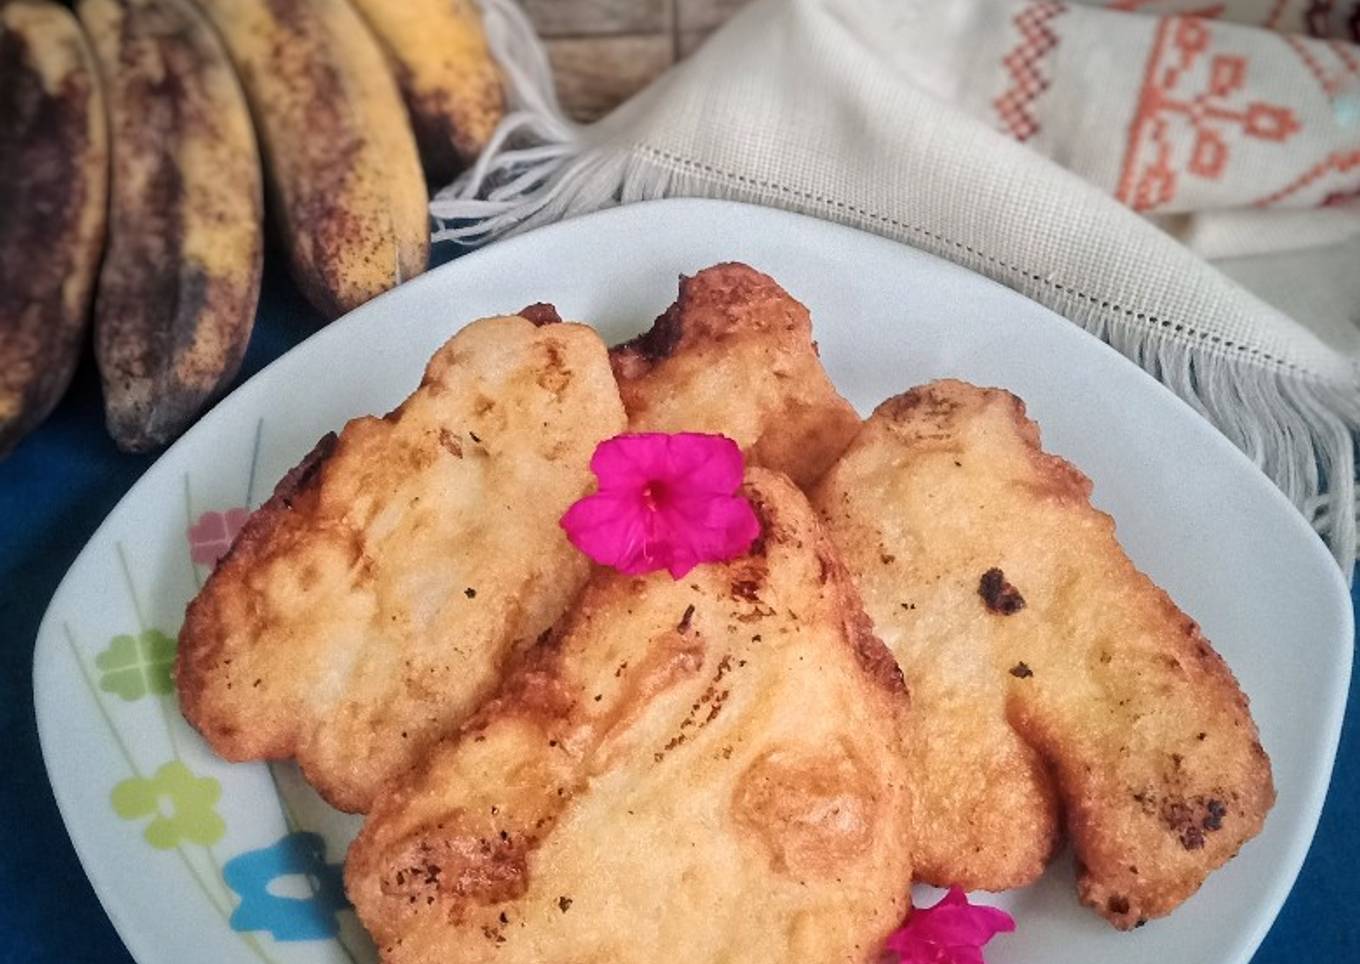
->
xmin=1330 ymin=38 xmax=1360 ymax=72
xmin=1288 ymin=34 xmax=1345 ymax=92
xmin=1104 ymin=1 xmax=1225 ymax=16
xmin=994 ymin=1 xmax=1067 ymax=142
xmin=1321 ymin=186 xmax=1360 ymax=205
xmin=1116 ymin=17 xmax=1302 ymax=211
xmin=1265 ymin=0 xmax=1291 ymax=30
xmin=1253 ymin=149 xmax=1360 ymax=205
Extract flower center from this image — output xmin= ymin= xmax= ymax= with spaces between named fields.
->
xmin=641 ymin=480 xmax=668 ymax=511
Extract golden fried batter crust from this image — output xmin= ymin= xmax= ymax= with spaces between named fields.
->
xmin=176 ymin=313 xmax=626 ymax=813
xmin=611 ymin=263 xmax=860 ymax=489
xmin=346 ymin=470 xmax=914 ymax=962
xmin=813 ymin=380 xmax=1273 ymax=928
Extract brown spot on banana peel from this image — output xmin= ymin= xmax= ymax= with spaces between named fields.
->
xmin=82 ymin=0 xmax=263 ymax=452
xmin=0 ymin=5 xmax=107 ymax=457
xmin=346 ymin=0 xmax=504 ymax=185
xmin=398 ymin=66 xmax=503 ymax=185
xmin=402 ymin=73 xmax=469 ymax=186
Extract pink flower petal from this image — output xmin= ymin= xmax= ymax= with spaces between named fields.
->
xmin=908 ymin=903 xmax=1014 ymax=946
xmin=561 ymin=433 xmax=760 ymax=578
xmin=589 ymin=434 xmax=659 ymax=490
xmin=883 ymin=889 xmax=1015 ymax=964
xmin=561 ymin=491 xmax=651 ymax=571
xmin=663 ymin=432 xmax=745 ymax=494
xmin=658 ymin=493 xmax=761 ymax=573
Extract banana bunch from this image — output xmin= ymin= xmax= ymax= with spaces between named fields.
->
xmin=0 ymin=0 xmax=506 ymax=454
xmin=0 ymin=1 xmax=107 ymax=457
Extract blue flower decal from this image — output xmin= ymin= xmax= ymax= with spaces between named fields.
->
xmin=223 ymin=832 xmax=348 ymax=941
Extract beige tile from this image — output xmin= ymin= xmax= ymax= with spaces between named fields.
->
xmin=676 ymin=0 xmax=751 ymax=32
xmin=545 ymin=35 xmax=675 ymax=121
xmin=523 ymin=0 xmax=670 ymax=37
xmin=677 ymin=26 xmax=718 ymax=58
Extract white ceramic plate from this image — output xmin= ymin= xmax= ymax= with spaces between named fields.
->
xmin=35 ymin=199 xmax=1352 ymax=964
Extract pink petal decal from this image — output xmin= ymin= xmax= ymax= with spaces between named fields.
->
xmin=188 ymin=508 xmax=250 ymax=566
xmin=561 ymin=433 xmax=760 ymax=579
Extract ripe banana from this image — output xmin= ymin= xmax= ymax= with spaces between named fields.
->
xmin=80 ymin=0 xmax=264 ymax=453
xmin=349 ymin=0 xmax=504 ymax=184
xmin=0 ymin=1 xmax=108 ymax=457
xmin=192 ymin=0 xmax=429 ymax=320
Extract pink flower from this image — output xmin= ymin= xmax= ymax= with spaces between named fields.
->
xmin=884 ymin=888 xmax=1015 ymax=964
xmin=560 ymin=433 xmax=761 ymax=579
xmin=188 ymin=508 xmax=250 ymax=566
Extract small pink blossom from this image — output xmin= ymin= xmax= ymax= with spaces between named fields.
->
xmin=883 ymin=888 xmax=1015 ymax=964
xmin=188 ymin=508 xmax=249 ymax=566
xmin=560 ymin=432 xmax=761 ymax=579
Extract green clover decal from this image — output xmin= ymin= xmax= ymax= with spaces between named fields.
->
xmin=111 ymin=761 xmax=225 ymax=849
xmin=96 ymin=629 xmax=176 ymax=701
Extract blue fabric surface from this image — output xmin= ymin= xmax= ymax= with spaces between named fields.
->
xmin=0 ymin=255 xmax=1354 ymax=963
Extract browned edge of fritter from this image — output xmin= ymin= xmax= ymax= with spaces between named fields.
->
xmin=175 ymin=430 xmax=338 ymax=750
xmin=874 ymin=382 xmax=1094 ymax=506
xmin=608 ymin=262 xmax=789 ymax=377
xmin=517 ymin=302 xmax=561 ymax=327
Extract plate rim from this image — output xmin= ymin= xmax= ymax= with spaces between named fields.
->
xmin=33 ymin=196 xmax=1355 ymax=964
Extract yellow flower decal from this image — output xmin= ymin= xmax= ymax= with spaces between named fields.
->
xmin=111 ymin=762 xmax=225 ymax=849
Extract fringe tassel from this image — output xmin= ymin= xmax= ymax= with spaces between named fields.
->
xmin=1092 ymin=310 xmax=1358 ymax=571
xmin=432 ymin=0 xmax=584 ymax=241
xmin=443 ymin=3 xmax=1360 ymax=571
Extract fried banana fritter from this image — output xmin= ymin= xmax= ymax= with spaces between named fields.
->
xmin=820 ymin=384 xmax=1063 ymax=894
xmin=176 ymin=313 xmax=626 ymax=813
xmin=346 ymin=469 xmax=914 ymax=963
xmin=813 ymin=380 xmax=1274 ymax=928
xmin=611 ymin=263 xmax=860 ymax=489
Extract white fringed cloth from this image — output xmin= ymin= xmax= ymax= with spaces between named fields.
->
xmin=460 ymin=0 xmax=1360 ymax=570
